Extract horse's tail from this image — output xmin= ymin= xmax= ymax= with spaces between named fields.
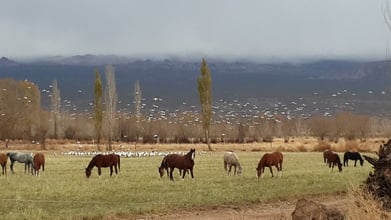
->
xmin=117 ymin=155 xmax=120 ymax=171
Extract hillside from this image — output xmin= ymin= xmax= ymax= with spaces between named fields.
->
xmin=0 ymin=56 xmax=390 ymax=118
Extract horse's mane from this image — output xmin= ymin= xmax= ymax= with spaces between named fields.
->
xmin=160 ymin=156 xmax=167 ymax=168
xmin=86 ymin=154 xmax=100 ymax=170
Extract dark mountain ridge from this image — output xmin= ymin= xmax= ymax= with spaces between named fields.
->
xmin=0 ymin=56 xmax=390 ymax=117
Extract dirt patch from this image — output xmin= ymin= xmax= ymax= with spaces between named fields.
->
xmin=127 ymin=194 xmax=349 ymax=220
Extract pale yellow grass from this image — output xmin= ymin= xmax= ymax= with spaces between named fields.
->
xmin=0 ymin=137 xmax=385 ymax=153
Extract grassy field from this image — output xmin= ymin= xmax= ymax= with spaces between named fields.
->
xmin=0 ymin=151 xmax=373 ymax=219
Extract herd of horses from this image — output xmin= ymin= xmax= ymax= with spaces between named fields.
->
xmin=0 ymin=152 xmax=45 ymax=176
xmin=0 ymin=148 xmax=365 ymax=179
xmin=323 ymin=149 xmax=364 ymax=172
xmin=156 ymin=148 xmax=362 ymax=181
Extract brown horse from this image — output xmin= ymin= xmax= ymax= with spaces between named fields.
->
xmin=0 ymin=153 xmax=7 ymax=175
xmin=158 ymin=154 xmax=187 ymax=178
xmin=164 ymin=148 xmax=195 ymax=181
xmin=325 ymin=152 xmax=342 ymax=172
xmin=85 ymin=154 xmax=120 ymax=178
xmin=256 ymin=151 xmax=283 ymax=179
xmin=323 ymin=149 xmax=333 ymax=165
xmin=33 ymin=153 xmax=45 ymax=176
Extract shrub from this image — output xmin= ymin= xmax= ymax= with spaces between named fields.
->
xmin=313 ymin=141 xmax=331 ymax=152
xmin=346 ymin=187 xmax=391 ymax=220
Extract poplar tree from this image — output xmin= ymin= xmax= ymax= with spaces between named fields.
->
xmin=93 ymin=70 xmax=103 ymax=150
xmin=134 ymin=80 xmax=142 ymax=147
xmin=51 ymin=80 xmax=61 ymax=139
xmin=197 ymin=58 xmax=213 ymax=151
xmin=105 ymin=64 xmax=117 ymax=151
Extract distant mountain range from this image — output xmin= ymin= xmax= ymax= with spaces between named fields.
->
xmin=1 ymin=55 xmax=391 ymax=117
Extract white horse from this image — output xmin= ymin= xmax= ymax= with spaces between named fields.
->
xmin=223 ymin=151 xmax=242 ymax=176
xmin=7 ymin=152 xmax=33 ymax=174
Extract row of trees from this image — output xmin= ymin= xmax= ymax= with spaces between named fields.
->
xmin=0 ymin=60 xmax=386 ymax=150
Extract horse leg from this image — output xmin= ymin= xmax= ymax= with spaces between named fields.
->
xmin=169 ymin=167 xmax=174 ymax=181
xmin=278 ymin=163 xmax=282 ymax=178
xmin=228 ymin=165 xmax=232 ymax=176
xmin=269 ymin=166 xmax=274 ymax=177
xmin=98 ymin=167 xmax=102 ymax=177
xmin=354 ymin=160 xmax=357 ymax=167
xmin=10 ymin=161 xmax=14 ymax=174
xmin=114 ymin=164 xmax=118 ymax=175
xmin=190 ymin=168 xmax=194 ymax=178
xmin=110 ymin=166 xmax=113 ymax=177
xmin=182 ymin=168 xmax=187 ymax=178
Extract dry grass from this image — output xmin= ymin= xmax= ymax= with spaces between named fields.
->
xmin=346 ymin=187 xmax=391 ymax=220
xmin=0 ymin=137 xmax=385 ymax=154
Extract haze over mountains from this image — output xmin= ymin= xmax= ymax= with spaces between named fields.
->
xmin=0 ymin=55 xmax=390 ymax=119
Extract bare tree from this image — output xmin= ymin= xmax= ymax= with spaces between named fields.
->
xmin=105 ymin=64 xmax=117 ymax=151
xmin=50 ymin=80 xmax=61 ymax=139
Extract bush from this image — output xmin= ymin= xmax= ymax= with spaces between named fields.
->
xmin=313 ymin=141 xmax=331 ymax=152
xmin=346 ymin=187 xmax=391 ymax=219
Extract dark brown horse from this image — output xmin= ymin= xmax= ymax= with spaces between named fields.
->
xmin=323 ymin=149 xmax=333 ymax=164
xmin=325 ymin=152 xmax=342 ymax=172
xmin=158 ymin=154 xmax=187 ymax=178
xmin=256 ymin=151 xmax=283 ymax=179
xmin=85 ymin=154 xmax=120 ymax=178
xmin=0 ymin=153 xmax=7 ymax=175
xmin=33 ymin=153 xmax=45 ymax=176
xmin=164 ymin=148 xmax=195 ymax=181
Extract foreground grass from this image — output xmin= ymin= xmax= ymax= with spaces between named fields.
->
xmin=0 ymin=152 xmax=372 ymax=219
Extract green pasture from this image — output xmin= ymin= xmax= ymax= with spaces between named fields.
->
xmin=0 ymin=152 xmax=373 ymax=219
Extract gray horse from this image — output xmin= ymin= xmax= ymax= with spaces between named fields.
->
xmin=224 ymin=151 xmax=242 ymax=176
xmin=7 ymin=152 xmax=33 ymax=174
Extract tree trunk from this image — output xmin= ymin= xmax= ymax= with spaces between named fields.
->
xmin=363 ymin=139 xmax=391 ymax=211
xmin=205 ymin=129 xmax=213 ymax=151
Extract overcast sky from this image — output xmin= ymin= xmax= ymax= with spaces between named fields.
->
xmin=1 ymin=1 xmax=390 ymax=62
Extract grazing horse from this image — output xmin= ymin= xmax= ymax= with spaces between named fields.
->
xmin=85 ymin=154 xmax=120 ymax=178
xmin=0 ymin=153 xmax=7 ymax=175
xmin=256 ymin=151 xmax=283 ymax=179
xmin=223 ymin=151 xmax=242 ymax=176
xmin=33 ymin=153 xmax=45 ymax=176
xmin=158 ymin=154 xmax=187 ymax=178
xmin=7 ymin=152 xmax=33 ymax=174
xmin=165 ymin=148 xmax=195 ymax=181
xmin=325 ymin=152 xmax=342 ymax=172
xmin=343 ymin=151 xmax=364 ymax=167
xmin=323 ymin=149 xmax=333 ymax=165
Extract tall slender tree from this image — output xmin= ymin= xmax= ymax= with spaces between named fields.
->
xmin=93 ymin=70 xmax=103 ymax=150
xmin=134 ymin=80 xmax=142 ymax=147
xmin=50 ymin=80 xmax=61 ymax=139
xmin=105 ymin=64 xmax=117 ymax=151
xmin=197 ymin=58 xmax=213 ymax=151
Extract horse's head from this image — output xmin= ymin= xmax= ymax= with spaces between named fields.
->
xmin=237 ymin=167 xmax=243 ymax=176
xmin=158 ymin=166 xmax=165 ymax=178
xmin=85 ymin=168 xmax=91 ymax=178
xmin=256 ymin=168 xmax=261 ymax=178
xmin=189 ymin=148 xmax=196 ymax=160
xmin=337 ymin=163 xmax=342 ymax=172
